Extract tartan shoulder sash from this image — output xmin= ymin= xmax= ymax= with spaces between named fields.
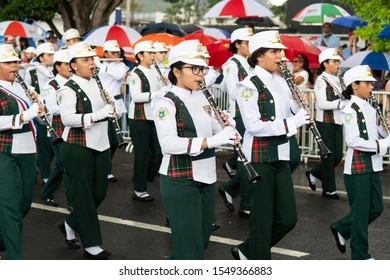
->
xmin=132 ymin=68 xmax=150 ymax=120
xmin=230 ymin=57 xmax=248 ymax=81
xmin=321 ymin=78 xmax=340 ymax=124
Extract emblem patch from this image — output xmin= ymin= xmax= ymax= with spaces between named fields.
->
xmin=345 ymin=113 xmax=353 ymax=124
xmin=203 ymin=105 xmax=212 ymax=117
xmin=57 ymin=91 xmax=64 ymax=105
xmin=240 ymin=88 xmax=254 ymax=101
xmin=130 ymin=77 xmax=138 ymax=86
xmin=317 ymin=82 xmax=323 ymax=89
xmin=156 ymin=107 xmax=169 ymax=120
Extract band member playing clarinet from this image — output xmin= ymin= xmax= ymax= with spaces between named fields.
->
xmin=152 ymin=40 xmax=237 ymax=259
xmin=233 ymin=31 xmax=310 ymax=260
xmin=331 ymin=65 xmax=390 ymax=260
xmin=57 ymin=42 xmax=115 ymax=259
xmin=0 ymin=44 xmax=41 ymax=259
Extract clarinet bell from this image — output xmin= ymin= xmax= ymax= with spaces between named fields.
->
xmin=319 ymin=140 xmax=332 ymax=159
xmin=243 ymin=162 xmax=262 ymax=184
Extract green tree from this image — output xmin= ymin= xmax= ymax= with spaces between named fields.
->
xmin=163 ymin=0 xmax=209 ymax=24
xmin=335 ymin=0 xmax=390 ymax=52
xmin=270 ymin=1 xmax=287 ymax=26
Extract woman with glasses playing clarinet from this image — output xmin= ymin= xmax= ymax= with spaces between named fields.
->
xmin=305 ymin=48 xmax=347 ymax=199
xmin=0 ymin=44 xmax=41 ymax=259
xmin=233 ymin=31 xmax=310 ymax=260
xmin=330 ymin=65 xmax=390 ymax=260
xmin=57 ymin=42 xmax=116 ymax=259
xmin=127 ymin=41 xmax=168 ymax=201
xmin=152 ymin=40 xmax=237 ymax=259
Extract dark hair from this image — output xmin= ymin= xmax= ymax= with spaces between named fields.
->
xmin=247 ymin=48 xmax=268 ymax=68
xmin=134 ymin=51 xmax=144 ymax=67
xmin=295 ymin=54 xmax=314 ymax=85
xmin=37 ymin=54 xmax=45 ymax=63
xmin=168 ymin=61 xmax=186 ymax=85
xmin=342 ymin=81 xmax=363 ymax=100
xmin=52 ymin=61 xmax=62 ymax=76
xmin=318 ymin=60 xmax=328 ymax=75
xmin=228 ymin=39 xmax=245 ymax=54
xmin=69 ymin=58 xmax=78 ymax=73
xmin=322 ymin=22 xmax=332 ymax=28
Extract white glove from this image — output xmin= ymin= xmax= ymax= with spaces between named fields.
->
xmin=207 ymin=126 xmax=236 ymax=148
xmin=223 ymin=110 xmax=236 ymax=128
xmin=22 ymin=103 xmax=39 ymax=122
xmin=92 ymin=104 xmax=114 ymax=122
xmin=293 ymin=108 xmax=310 ymax=128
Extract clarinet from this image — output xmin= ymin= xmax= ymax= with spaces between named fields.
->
xmin=92 ymin=69 xmax=127 ymax=148
xmin=153 ymin=60 xmax=167 ymax=86
xmin=14 ymin=72 xmax=63 ymax=145
xmin=368 ymin=94 xmax=390 ymax=136
xmin=198 ymin=81 xmax=261 ymax=184
xmin=278 ymin=63 xmax=332 ymax=159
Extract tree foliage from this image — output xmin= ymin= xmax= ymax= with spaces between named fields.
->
xmin=164 ymin=0 xmax=209 ymax=24
xmin=335 ymin=0 xmax=390 ymax=52
xmin=0 ymin=0 xmax=58 ymax=23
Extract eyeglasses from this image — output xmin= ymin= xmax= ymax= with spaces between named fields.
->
xmin=181 ymin=65 xmax=209 ymax=75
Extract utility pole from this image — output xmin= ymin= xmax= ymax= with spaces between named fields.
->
xmin=126 ymin=0 xmax=131 ymax=26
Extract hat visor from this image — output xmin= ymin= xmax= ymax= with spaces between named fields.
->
xmin=358 ymin=76 xmax=377 ymax=83
xmin=0 ymin=56 xmax=21 ymax=63
xmin=181 ymin=58 xmax=208 ymax=67
xmin=104 ymin=47 xmax=121 ymax=52
xmin=234 ymin=36 xmax=252 ymax=42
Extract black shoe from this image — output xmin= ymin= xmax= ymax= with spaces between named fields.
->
xmin=43 ymin=198 xmax=58 ymax=207
xmin=67 ymin=204 xmax=73 ymax=212
xmin=132 ymin=192 xmax=154 ymax=202
xmin=211 ymin=223 xmax=220 ymax=231
xmin=305 ymin=171 xmax=316 ymax=191
xmin=107 ymin=174 xmax=117 ymax=183
xmin=238 ymin=208 xmax=250 ymax=217
xmin=330 ymin=223 xmax=346 ymax=253
xmin=322 ymin=192 xmax=340 ymax=200
xmin=58 ymin=223 xmax=81 ymax=249
xmin=165 ymin=216 xmax=170 ymax=227
xmin=218 ymin=187 xmax=235 ymax=211
xmin=84 ymin=249 xmax=111 ymax=260
xmin=231 ymin=246 xmax=240 ymax=260
xmin=222 ymin=162 xmax=236 ymax=178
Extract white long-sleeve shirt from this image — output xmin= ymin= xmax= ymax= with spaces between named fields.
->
xmin=41 ymin=74 xmax=69 ymax=117
xmin=24 ymin=62 xmax=54 ymax=93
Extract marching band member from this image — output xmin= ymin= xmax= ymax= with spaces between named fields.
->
xmin=152 ymin=40 xmax=236 ymax=259
xmin=233 ymin=31 xmax=309 ymax=260
xmin=153 ymin=41 xmax=169 ymax=80
xmin=0 ymin=44 xmax=41 ymax=259
xmin=331 ymin=65 xmax=389 ymax=260
xmin=219 ymin=28 xmax=253 ymax=216
xmin=62 ymin=28 xmax=81 ymax=48
xmin=57 ymin=42 xmax=114 ymax=259
xmin=127 ymin=41 xmax=168 ymax=201
xmin=305 ymin=48 xmax=346 ymax=199
xmin=24 ymin=43 xmax=55 ymax=188
xmin=39 ymin=49 xmax=72 ymax=208
xmin=201 ymin=46 xmax=220 ymax=87
xmin=97 ymin=40 xmax=129 ymax=182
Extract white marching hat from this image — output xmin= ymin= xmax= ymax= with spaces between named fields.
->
xmin=281 ymin=50 xmax=289 ymax=62
xmin=153 ymin=42 xmax=168 ymax=52
xmin=104 ymin=40 xmax=120 ymax=52
xmin=25 ymin=46 xmax=36 ymax=54
xmin=343 ymin=65 xmax=376 ymax=87
xmin=67 ymin=42 xmax=96 ymax=61
xmin=62 ymin=28 xmax=80 ymax=42
xmin=36 ymin=42 xmax=55 ymax=57
xmin=53 ymin=49 xmax=70 ymax=63
xmin=0 ymin=44 xmax=21 ymax=62
xmin=202 ymin=46 xmax=210 ymax=58
xmin=249 ymin=30 xmax=286 ymax=54
xmin=168 ymin=40 xmax=207 ymax=67
xmin=318 ymin=48 xmax=341 ymax=64
xmin=231 ymin=28 xmax=253 ymax=43
xmin=134 ymin=41 xmax=156 ymax=56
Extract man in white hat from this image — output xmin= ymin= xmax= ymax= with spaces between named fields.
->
xmin=0 ymin=44 xmax=41 ymax=259
xmin=232 ymin=30 xmax=310 ymax=260
xmin=39 ymin=49 xmax=72 ymax=209
xmin=219 ymin=27 xmax=253 ymax=217
xmin=62 ymin=28 xmax=80 ymax=47
xmin=96 ymin=39 xmax=129 ymax=182
xmin=24 ymin=42 xmax=55 ymax=188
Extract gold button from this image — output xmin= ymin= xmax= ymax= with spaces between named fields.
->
xmin=362 ymin=119 xmax=365 ymax=123
xmin=270 ymin=100 xmax=274 ymax=104
xmin=271 ymin=116 xmax=275 ymax=120
xmin=83 ymin=97 xmax=87 ymax=101
xmin=358 ymin=109 xmax=362 ymax=112
xmin=363 ymin=130 xmax=367 ymax=133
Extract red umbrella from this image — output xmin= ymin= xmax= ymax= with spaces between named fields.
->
xmin=204 ymin=0 xmax=273 ymax=18
xmin=183 ymin=30 xmax=218 ymax=46
xmin=134 ymin=33 xmax=184 ymax=50
xmin=206 ymin=39 xmax=232 ymax=69
xmin=83 ymin=25 xmax=142 ymax=48
xmin=280 ymin=34 xmax=321 ymax=68
xmin=0 ymin=20 xmax=42 ymax=40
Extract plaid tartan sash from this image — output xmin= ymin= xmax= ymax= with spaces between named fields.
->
xmin=64 ymin=80 xmax=94 ymax=147
xmin=350 ymin=102 xmax=375 ymax=174
xmin=230 ymin=57 xmax=248 ymax=118
xmin=249 ymin=76 xmax=288 ymax=163
xmin=29 ymin=69 xmax=40 ymax=94
xmin=321 ymin=79 xmax=340 ymax=124
xmin=48 ymin=79 xmax=64 ymax=136
xmin=0 ymin=89 xmax=32 ymax=152
xmin=132 ymin=68 xmax=150 ymax=120
xmin=164 ymin=92 xmax=215 ymax=179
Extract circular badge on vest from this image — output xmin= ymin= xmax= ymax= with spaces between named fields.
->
xmin=156 ymin=107 xmax=169 ymax=120
xmin=240 ymin=88 xmax=254 ymax=101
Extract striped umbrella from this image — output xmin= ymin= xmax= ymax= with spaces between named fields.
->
xmin=292 ymin=3 xmax=350 ymax=24
xmin=204 ymin=0 xmax=273 ymax=18
xmin=0 ymin=20 xmax=42 ymax=40
xmin=83 ymin=25 xmax=142 ymax=48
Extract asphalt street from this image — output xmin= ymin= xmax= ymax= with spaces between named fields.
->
xmin=2 ymin=147 xmax=390 ymax=260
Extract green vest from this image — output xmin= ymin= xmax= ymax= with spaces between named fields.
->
xmin=132 ymin=68 xmax=150 ymax=120
xmin=249 ymin=76 xmax=288 ymax=163
xmin=230 ymin=57 xmax=248 ymax=118
xmin=29 ymin=69 xmax=40 ymax=94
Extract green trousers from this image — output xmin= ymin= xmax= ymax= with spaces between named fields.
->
xmin=128 ymin=119 xmax=162 ymax=192
xmin=108 ymin=120 xmax=118 ymax=174
xmin=310 ymin=122 xmax=343 ymax=193
xmin=238 ymin=161 xmax=297 ymax=259
xmin=289 ymin=136 xmax=301 ymax=173
xmin=335 ymin=172 xmax=383 ymax=260
xmin=160 ymin=175 xmax=215 ymax=259
xmin=60 ymin=143 xmax=110 ymax=248
xmin=36 ymin=123 xmax=54 ymax=179
xmin=0 ymin=152 xmax=35 ymax=259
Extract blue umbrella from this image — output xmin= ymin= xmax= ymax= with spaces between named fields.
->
xmin=378 ymin=24 xmax=390 ymax=39
xmin=341 ymin=51 xmax=390 ymax=70
xmin=332 ymin=16 xmax=367 ymax=29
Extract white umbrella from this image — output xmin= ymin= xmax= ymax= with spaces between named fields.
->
xmin=204 ymin=0 xmax=273 ymax=18
xmin=0 ymin=20 xmax=43 ymax=40
xmin=341 ymin=51 xmax=390 ymax=70
xmin=292 ymin=3 xmax=350 ymax=24
xmin=83 ymin=25 xmax=141 ymax=48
